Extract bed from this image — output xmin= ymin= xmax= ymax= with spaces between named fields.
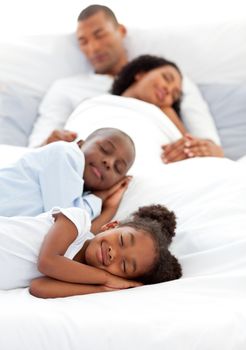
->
xmin=1 ymin=20 xmax=246 ymax=350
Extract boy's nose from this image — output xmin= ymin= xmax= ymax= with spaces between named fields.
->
xmin=102 ymin=159 xmax=113 ymax=171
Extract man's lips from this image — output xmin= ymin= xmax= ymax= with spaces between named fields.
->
xmin=92 ymin=53 xmax=108 ymax=64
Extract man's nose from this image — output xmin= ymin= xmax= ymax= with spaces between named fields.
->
xmin=87 ymin=39 xmax=101 ymax=55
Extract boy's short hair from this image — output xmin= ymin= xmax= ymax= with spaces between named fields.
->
xmin=85 ymin=127 xmax=135 ymax=153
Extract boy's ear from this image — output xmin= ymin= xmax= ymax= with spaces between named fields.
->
xmin=101 ymin=220 xmax=119 ymax=232
xmin=77 ymin=139 xmax=84 ymax=148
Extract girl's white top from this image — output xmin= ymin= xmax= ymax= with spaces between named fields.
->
xmin=0 ymin=207 xmax=93 ymax=290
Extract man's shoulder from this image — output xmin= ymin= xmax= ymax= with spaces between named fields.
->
xmin=51 ymin=73 xmax=113 ymax=89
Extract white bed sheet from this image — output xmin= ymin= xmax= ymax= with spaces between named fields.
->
xmin=0 ymin=155 xmax=246 ymax=349
xmin=1 ymin=97 xmax=246 ymax=348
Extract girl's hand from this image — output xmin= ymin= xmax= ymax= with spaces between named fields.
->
xmin=105 ymin=274 xmax=142 ymax=290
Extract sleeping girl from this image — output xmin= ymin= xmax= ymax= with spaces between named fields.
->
xmin=0 ymin=204 xmax=182 ymax=298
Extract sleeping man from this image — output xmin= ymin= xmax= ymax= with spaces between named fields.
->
xmin=28 ymin=4 xmax=221 ymax=163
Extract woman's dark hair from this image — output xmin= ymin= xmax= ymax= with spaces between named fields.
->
xmin=120 ymin=204 xmax=182 ymax=285
xmin=111 ymin=54 xmax=182 ymax=116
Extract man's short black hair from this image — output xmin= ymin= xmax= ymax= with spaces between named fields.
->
xmin=77 ymin=4 xmax=118 ymax=26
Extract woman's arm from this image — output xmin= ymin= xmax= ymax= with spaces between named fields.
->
xmin=162 ymin=107 xmax=187 ymax=135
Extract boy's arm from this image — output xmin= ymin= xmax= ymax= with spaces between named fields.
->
xmin=91 ymin=176 xmax=131 ymax=234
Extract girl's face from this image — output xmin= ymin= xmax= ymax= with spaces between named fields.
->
xmin=85 ymin=226 xmax=156 ymax=279
xmin=130 ymin=65 xmax=182 ymax=109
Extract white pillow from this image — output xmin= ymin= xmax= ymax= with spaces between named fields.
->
xmin=126 ymin=20 xmax=246 ymax=84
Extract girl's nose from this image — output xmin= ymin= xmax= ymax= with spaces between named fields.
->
xmin=108 ymin=246 xmax=115 ymax=262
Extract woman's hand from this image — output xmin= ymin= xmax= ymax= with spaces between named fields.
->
xmin=161 ymin=137 xmax=188 ymax=163
xmin=41 ymin=129 xmax=77 ymax=146
xmin=161 ymin=134 xmax=224 ymax=163
xmin=183 ymin=134 xmax=224 ymax=158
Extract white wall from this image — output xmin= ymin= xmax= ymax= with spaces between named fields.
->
xmin=0 ymin=0 xmax=245 ymax=38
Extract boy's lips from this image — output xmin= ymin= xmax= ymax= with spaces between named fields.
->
xmin=90 ymin=165 xmax=102 ymax=179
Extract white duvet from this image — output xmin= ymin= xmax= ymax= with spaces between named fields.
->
xmin=0 ymin=95 xmax=246 ymax=349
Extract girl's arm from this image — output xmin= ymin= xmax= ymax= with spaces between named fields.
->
xmin=29 ymin=276 xmax=115 ymax=298
xmin=38 ymin=212 xmax=140 ymax=289
xmin=162 ymin=106 xmax=187 ymax=135
xmin=38 ymin=212 xmax=109 ymax=284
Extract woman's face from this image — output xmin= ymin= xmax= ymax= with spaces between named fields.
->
xmin=131 ymin=65 xmax=182 ymax=109
xmin=85 ymin=226 xmax=156 ymax=279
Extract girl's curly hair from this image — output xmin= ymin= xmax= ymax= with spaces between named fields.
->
xmin=120 ymin=204 xmax=182 ymax=285
xmin=111 ymin=54 xmax=182 ymax=116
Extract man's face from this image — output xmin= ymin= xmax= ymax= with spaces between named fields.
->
xmin=76 ymin=11 xmax=127 ymax=76
xmin=81 ymin=132 xmax=135 ymax=191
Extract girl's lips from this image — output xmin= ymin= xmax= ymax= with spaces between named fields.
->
xmin=96 ymin=245 xmax=103 ymax=265
xmin=101 ymin=241 xmax=110 ymax=266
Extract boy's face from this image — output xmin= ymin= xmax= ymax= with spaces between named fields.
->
xmin=81 ymin=132 xmax=135 ymax=190
xmin=85 ymin=226 xmax=156 ymax=279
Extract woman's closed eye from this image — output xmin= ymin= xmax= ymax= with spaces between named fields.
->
xmin=162 ymin=73 xmax=173 ymax=83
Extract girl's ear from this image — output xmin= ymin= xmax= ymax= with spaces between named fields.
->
xmin=77 ymin=139 xmax=84 ymax=148
xmin=101 ymin=221 xmax=119 ymax=232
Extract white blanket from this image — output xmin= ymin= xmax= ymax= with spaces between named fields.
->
xmin=1 ymin=96 xmax=246 ymax=348
xmin=0 ymin=156 xmax=246 ymax=349
xmin=65 ymin=94 xmax=182 ymax=175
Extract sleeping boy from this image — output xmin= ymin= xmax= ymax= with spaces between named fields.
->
xmin=0 ymin=127 xmax=135 ymax=232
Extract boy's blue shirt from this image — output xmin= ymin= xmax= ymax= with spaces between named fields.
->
xmin=0 ymin=141 xmax=102 ymax=218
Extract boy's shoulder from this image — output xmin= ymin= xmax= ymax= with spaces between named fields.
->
xmin=40 ymin=141 xmax=84 ymax=160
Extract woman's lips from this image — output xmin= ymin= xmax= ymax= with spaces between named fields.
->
xmin=155 ymin=87 xmax=166 ymax=102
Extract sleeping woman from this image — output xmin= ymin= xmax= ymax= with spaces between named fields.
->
xmin=111 ymin=55 xmax=224 ymax=163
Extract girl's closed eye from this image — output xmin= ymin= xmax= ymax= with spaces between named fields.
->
xmin=121 ymin=259 xmax=126 ymax=273
xmin=120 ymin=234 xmax=124 ymax=246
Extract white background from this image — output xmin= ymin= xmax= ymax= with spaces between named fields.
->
xmin=0 ymin=0 xmax=245 ymax=38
